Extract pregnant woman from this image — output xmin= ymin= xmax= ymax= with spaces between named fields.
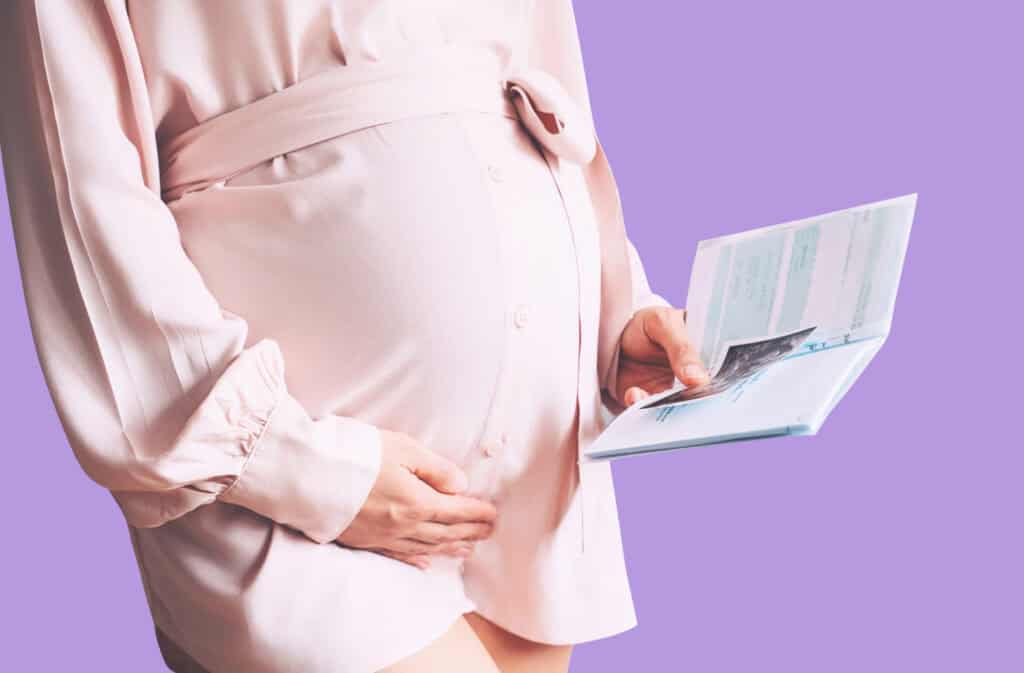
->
xmin=1 ymin=2 xmax=709 ymax=672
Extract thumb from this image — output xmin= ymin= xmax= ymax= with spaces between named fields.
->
xmin=624 ymin=386 xmax=651 ymax=406
xmin=408 ymin=447 xmax=469 ymax=495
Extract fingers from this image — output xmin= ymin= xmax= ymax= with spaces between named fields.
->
xmin=379 ymin=549 xmax=433 ymax=570
xmin=371 ymin=514 xmax=494 ymax=568
xmin=428 ymin=493 xmax=499 ymax=525
xmin=381 ymin=519 xmax=492 ymax=556
xmin=373 ymin=534 xmax=481 ymax=570
xmin=391 ymin=538 xmax=477 ymax=557
xmin=354 ymin=514 xmax=492 ymax=570
xmin=623 ymin=386 xmax=651 ymax=406
xmin=407 ymin=444 xmax=469 ymax=495
xmin=410 ymin=520 xmax=493 ymax=545
xmin=643 ymin=308 xmax=711 ymax=387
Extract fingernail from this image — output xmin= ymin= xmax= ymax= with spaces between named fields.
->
xmin=683 ymin=364 xmax=708 ymax=381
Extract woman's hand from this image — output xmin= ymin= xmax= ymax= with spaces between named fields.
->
xmin=613 ymin=305 xmax=712 ymax=407
xmin=335 ymin=429 xmax=497 ymax=570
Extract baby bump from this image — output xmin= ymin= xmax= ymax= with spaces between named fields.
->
xmin=170 ymin=112 xmax=579 ymax=464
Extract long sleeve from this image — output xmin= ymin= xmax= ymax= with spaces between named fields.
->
xmin=524 ymin=0 xmax=672 ymax=406
xmin=0 ymin=1 xmax=380 ymax=544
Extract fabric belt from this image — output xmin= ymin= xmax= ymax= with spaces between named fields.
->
xmin=159 ymin=44 xmax=595 ymax=201
xmin=157 ymin=43 xmax=636 ymax=555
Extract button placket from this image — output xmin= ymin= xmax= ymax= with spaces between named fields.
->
xmin=459 ymin=118 xmax=515 ymax=500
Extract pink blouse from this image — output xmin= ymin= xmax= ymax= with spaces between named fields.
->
xmin=1 ymin=2 xmax=669 ymax=672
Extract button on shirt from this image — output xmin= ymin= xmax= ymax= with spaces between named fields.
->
xmin=513 ymin=304 xmax=531 ymax=328
xmin=0 ymin=2 xmax=671 ymax=672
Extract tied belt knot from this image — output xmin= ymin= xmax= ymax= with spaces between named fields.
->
xmin=501 ymin=66 xmax=597 ymax=166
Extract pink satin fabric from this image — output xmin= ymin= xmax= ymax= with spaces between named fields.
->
xmin=0 ymin=2 xmax=670 ymax=672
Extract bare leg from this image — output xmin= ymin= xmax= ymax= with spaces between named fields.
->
xmin=464 ymin=611 xmax=574 ymax=673
xmin=377 ymin=614 xmax=502 ymax=673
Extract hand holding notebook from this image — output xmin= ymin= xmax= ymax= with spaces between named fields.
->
xmin=585 ymin=193 xmax=917 ymax=461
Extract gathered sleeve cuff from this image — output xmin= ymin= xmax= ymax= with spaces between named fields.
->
xmin=212 ymin=341 xmax=382 ymax=545
xmin=0 ymin=0 xmax=380 ymax=544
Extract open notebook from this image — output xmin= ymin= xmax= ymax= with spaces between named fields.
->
xmin=584 ymin=193 xmax=917 ymax=462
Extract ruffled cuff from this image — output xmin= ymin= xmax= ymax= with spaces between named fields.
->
xmin=213 ymin=339 xmax=382 ymax=544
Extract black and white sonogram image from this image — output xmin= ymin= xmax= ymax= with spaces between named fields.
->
xmin=640 ymin=326 xmax=817 ymax=410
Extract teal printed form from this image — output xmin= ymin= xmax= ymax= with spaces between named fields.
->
xmin=720 ymin=234 xmax=786 ymax=344
xmin=584 ymin=194 xmax=916 ymax=462
xmin=777 ymin=224 xmax=820 ymax=334
xmin=701 ymin=244 xmax=732 ymax=366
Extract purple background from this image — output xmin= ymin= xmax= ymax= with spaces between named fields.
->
xmin=2 ymin=2 xmax=1020 ymax=671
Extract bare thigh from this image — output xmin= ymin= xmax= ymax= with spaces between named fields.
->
xmin=464 ymin=611 xmax=573 ymax=673
xmin=377 ymin=614 xmax=501 ymax=673
xmin=377 ymin=611 xmax=573 ymax=673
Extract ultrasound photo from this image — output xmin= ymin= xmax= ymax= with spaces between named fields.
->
xmin=640 ymin=325 xmax=818 ymax=410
